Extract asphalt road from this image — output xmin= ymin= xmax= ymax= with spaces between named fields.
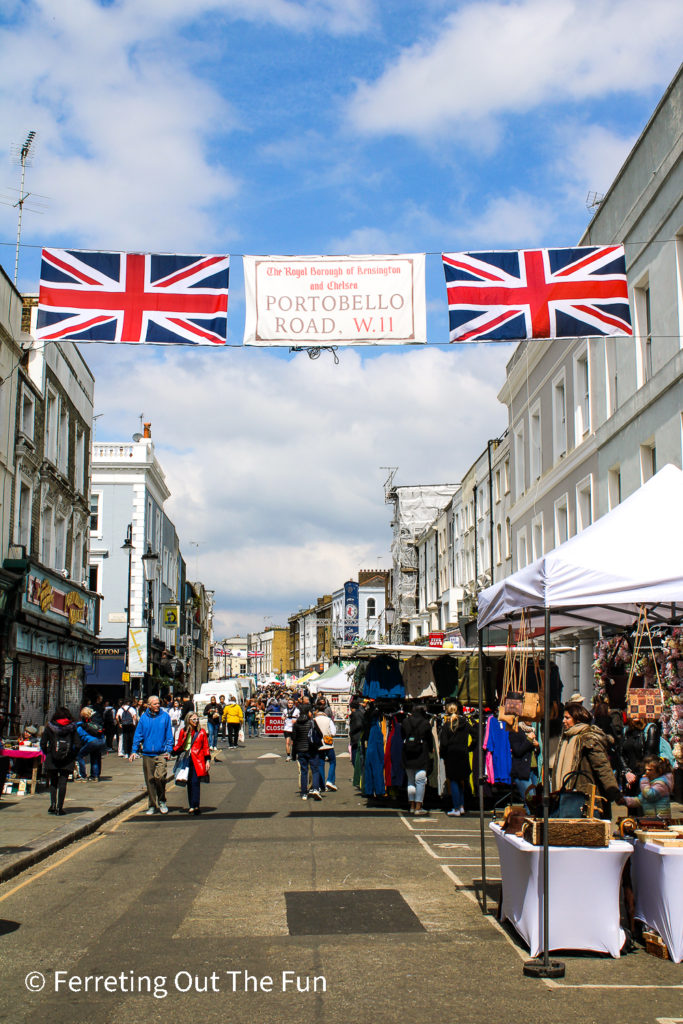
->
xmin=0 ymin=739 xmax=681 ymax=1024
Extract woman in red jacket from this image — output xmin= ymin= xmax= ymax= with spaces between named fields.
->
xmin=173 ymin=711 xmax=210 ymax=815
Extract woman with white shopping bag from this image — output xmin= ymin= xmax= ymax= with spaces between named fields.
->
xmin=172 ymin=712 xmax=211 ymax=815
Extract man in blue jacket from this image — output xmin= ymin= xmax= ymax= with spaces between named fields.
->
xmin=130 ymin=695 xmax=174 ymax=815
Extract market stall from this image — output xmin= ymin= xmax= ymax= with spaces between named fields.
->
xmin=491 ymin=822 xmax=632 ymax=957
xmin=630 ymin=836 xmax=683 ymax=963
xmin=0 ymin=746 xmax=45 ymax=796
xmin=477 ymin=464 xmax=683 ymax=976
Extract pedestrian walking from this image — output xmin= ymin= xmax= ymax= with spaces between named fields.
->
xmin=292 ymin=707 xmax=323 ymax=800
xmin=103 ymin=700 xmax=117 ymax=750
xmin=168 ymin=698 xmax=183 ymax=743
xmin=173 ymin=711 xmax=211 ymax=815
xmin=116 ymin=698 xmax=138 ymax=757
xmin=439 ymin=701 xmax=474 ymax=816
xmin=245 ymin=699 xmax=258 ymax=739
xmin=314 ymin=700 xmax=337 ymax=791
xmin=75 ymin=707 xmax=106 ymax=782
xmin=40 ymin=707 xmax=81 ymax=815
xmin=217 ymin=695 xmax=227 ymax=740
xmin=283 ymin=698 xmax=299 ymax=760
xmin=129 ymin=695 xmax=174 ymax=815
xmin=223 ymin=696 xmax=243 ymax=748
xmin=401 ymin=704 xmax=434 ymax=816
xmin=180 ymin=691 xmax=194 ymax=719
xmin=205 ymin=696 xmax=222 ymax=750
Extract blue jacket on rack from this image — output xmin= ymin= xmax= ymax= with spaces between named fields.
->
xmin=363 ymin=655 xmax=404 ymax=699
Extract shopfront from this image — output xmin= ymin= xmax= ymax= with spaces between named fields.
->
xmin=8 ymin=563 xmax=97 ymax=727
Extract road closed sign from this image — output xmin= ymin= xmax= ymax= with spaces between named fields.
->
xmin=264 ymin=715 xmax=285 ymax=736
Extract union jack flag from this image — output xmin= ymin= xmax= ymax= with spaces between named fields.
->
xmin=37 ymin=248 xmax=229 ymax=345
xmin=442 ymin=246 xmax=632 ymax=342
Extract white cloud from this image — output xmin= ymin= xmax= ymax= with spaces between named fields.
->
xmin=0 ymin=0 xmax=375 ymax=253
xmin=88 ymin=342 xmax=509 ymax=630
xmin=457 ymin=192 xmax=556 ymax=248
xmin=346 ymin=0 xmax=683 ymax=143
xmin=554 ymin=122 xmax=636 ymax=205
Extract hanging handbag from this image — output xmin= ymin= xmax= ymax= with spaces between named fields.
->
xmin=498 ymin=627 xmax=520 ymax=725
xmin=625 ymin=607 xmax=665 ymax=721
xmin=521 ymin=631 xmax=545 ymax=723
xmin=174 ymin=753 xmax=190 ymax=786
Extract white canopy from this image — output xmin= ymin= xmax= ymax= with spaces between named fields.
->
xmin=478 ymin=464 xmax=683 ymax=630
xmin=309 ymin=666 xmax=354 ymax=694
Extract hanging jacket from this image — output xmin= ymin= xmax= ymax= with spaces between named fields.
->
xmin=364 ymin=716 xmax=386 ymax=797
xmin=402 ymin=655 xmax=437 ymax=698
xmin=363 ymin=655 xmax=404 ymax=699
xmin=432 ymin=655 xmax=459 ymax=700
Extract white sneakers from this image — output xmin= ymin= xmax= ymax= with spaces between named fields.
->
xmin=325 ymin=783 xmax=338 ymax=791
xmin=159 ymin=802 xmax=169 ymax=814
xmin=145 ymin=807 xmax=158 ymax=815
xmin=309 ymin=790 xmax=323 ymax=800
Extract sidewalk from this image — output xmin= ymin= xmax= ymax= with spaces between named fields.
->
xmin=0 ymin=750 xmax=147 ymax=883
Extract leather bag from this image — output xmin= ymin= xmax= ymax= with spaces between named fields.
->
xmin=626 ymin=607 xmax=665 ymax=722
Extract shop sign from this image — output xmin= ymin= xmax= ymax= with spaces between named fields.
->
xmin=429 ymin=632 xmax=445 ymax=648
xmin=25 ymin=571 xmax=95 ymax=634
xmin=264 ymin=715 xmax=285 ymax=736
xmin=162 ymin=604 xmax=180 ymax=629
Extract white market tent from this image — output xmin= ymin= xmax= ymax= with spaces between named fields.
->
xmin=309 ymin=665 xmax=354 ymax=694
xmin=475 ymin=464 xmax=683 ymax=977
xmin=478 ymin=464 xmax=683 ymax=631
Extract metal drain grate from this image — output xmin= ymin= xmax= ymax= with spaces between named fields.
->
xmin=285 ymin=888 xmax=425 ymax=936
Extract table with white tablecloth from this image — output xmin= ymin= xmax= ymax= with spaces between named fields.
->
xmin=490 ymin=822 xmax=632 ymax=957
xmin=631 ymin=839 xmax=683 ymax=963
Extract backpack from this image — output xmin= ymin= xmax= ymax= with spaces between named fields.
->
xmin=307 ymin=720 xmax=322 ymax=749
xmin=53 ymin=731 xmax=72 ymax=762
xmin=120 ymin=706 xmax=134 ymax=727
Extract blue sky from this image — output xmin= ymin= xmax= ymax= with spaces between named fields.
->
xmin=0 ymin=0 xmax=681 ymax=637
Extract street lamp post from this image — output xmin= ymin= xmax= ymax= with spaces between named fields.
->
xmin=121 ymin=524 xmax=133 ymax=695
xmin=141 ymin=544 xmax=159 ymax=693
xmin=385 ymin=605 xmax=396 ymax=645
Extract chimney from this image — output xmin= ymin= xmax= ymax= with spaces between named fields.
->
xmin=143 ymin=422 xmax=151 ymax=438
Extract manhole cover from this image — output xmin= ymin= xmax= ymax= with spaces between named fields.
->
xmin=285 ymin=888 xmax=425 ymax=936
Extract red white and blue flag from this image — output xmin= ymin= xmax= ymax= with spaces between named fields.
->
xmin=37 ymin=248 xmax=229 ymax=346
xmin=442 ymin=246 xmax=632 ymax=342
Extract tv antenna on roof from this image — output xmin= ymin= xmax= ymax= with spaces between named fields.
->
xmin=3 ymin=131 xmax=47 ymax=285
xmin=585 ymin=191 xmax=605 ymax=211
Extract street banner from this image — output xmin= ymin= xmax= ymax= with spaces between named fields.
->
xmin=128 ymin=627 xmax=147 ymax=675
xmin=443 ymin=245 xmax=632 ymax=342
xmin=343 ymin=580 xmax=359 ymax=643
xmin=243 ymin=254 xmax=426 ymax=346
xmin=37 ymin=249 xmax=230 ymax=346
